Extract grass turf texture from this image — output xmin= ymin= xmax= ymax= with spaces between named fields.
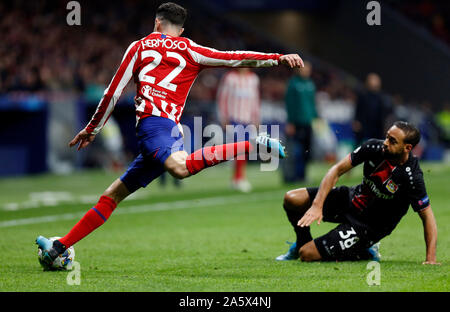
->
xmin=0 ymin=162 xmax=448 ymax=292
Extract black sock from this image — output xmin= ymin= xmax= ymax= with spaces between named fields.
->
xmin=284 ymin=205 xmax=313 ymax=249
xmin=53 ymin=240 xmax=67 ymax=254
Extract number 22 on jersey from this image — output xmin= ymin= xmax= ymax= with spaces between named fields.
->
xmin=138 ymin=50 xmax=186 ymax=92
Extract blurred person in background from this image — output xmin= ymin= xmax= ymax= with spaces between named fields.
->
xmin=387 ymin=94 xmax=410 ymax=124
xmin=217 ymin=68 xmax=261 ymax=192
xmin=315 ymin=79 xmax=356 ymax=162
xmin=283 ymin=61 xmax=318 ymax=183
xmin=98 ymin=118 xmax=127 ymax=172
xmin=418 ymin=101 xmax=442 ymax=150
xmin=353 ymin=73 xmax=392 ymax=145
xmin=436 ymin=102 xmax=450 ymax=148
xmin=430 ymin=13 xmax=449 ymax=44
xmin=159 ymin=171 xmax=181 ymax=188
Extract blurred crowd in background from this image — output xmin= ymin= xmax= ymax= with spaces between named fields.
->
xmin=0 ymin=0 xmax=449 ymax=180
xmin=388 ymin=0 xmax=450 ymax=45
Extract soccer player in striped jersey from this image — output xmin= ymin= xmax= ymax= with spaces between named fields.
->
xmin=217 ymin=68 xmax=261 ymax=192
xmin=36 ymin=2 xmax=304 ymax=267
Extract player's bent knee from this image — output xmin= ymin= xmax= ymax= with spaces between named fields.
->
xmin=168 ymin=167 xmax=189 ymax=179
xmin=283 ymin=190 xmax=297 ymax=209
xmin=164 ymin=151 xmax=190 ymax=179
xmin=283 ymin=188 xmax=309 ymax=211
xmin=299 ymin=248 xmax=314 ymax=262
xmin=165 ymin=162 xmax=189 ymax=179
xmin=299 ymin=242 xmax=321 ymax=262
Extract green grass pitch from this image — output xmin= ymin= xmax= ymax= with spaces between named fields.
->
xmin=0 ymin=161 xmax=448 ymax=292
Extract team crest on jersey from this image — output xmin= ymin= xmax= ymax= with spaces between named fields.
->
xmin=385 ymin=179 xmax=398 ymax=194
xmin=142 ymin=85 xmax=152 ymax=93
xmin=141 ymin=85 xmax=152 ymax=98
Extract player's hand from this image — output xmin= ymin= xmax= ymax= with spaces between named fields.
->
xmin=280 ymin=54 xmax=304 ymax=68
xmin=422 ymin=260 xmax=441 ymax=265
xmin=298 ymin=204 xmax=323 ymax=227
xmin=69 ymin=128 xmax=96 ymax=151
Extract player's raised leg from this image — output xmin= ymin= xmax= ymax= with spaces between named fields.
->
xmin=168 ymin=141 xmax=253 ymax=178
xmin=177 ymin=133 xmax=285 ymax=177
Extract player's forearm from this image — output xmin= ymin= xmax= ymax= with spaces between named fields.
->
xmin=208 ymin=53 xmax=281 ymax=68
xmin=312 ymin=166 xmax=340 ymax=208
xmin=313 ymin=157 xmax=353 ymax=208
xmin=85 ymin=93 xmax=118 ymax=135
xmin=423 ymin=213 xmax=438 ymax=261
xmin=424 ymin=232 xmax=437 ymax=262
xmin=188 ymin=42 xmax=281 ymax=67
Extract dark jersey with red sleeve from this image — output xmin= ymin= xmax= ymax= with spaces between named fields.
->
xmin=348 ymin=139 xmax=430 ymax=238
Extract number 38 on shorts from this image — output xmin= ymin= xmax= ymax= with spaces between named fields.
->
xmin=313 ymin=222 xmax=368 ymax=260
xmin=338 ymin=226 xmax=359 ymax=250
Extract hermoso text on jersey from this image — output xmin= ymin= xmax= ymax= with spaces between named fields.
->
xmin=142 ymin=38 xmax=188 ymax=50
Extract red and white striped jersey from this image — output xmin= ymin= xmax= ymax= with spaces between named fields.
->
xmin=217 ymin=70 xmax=260 ymax=125
xmin=86 ymin=32 xmax=282 ymax=135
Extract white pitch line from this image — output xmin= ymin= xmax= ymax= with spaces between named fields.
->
xmin=2 ymin=190 xmax=152 ymax=211
xmin=0 ymin=191 xmax=284 ymax=228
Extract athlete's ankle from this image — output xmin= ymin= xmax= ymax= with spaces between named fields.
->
xmin=53 ymin=240 xmax=67 ymax=254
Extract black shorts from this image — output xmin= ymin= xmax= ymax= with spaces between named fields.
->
xmin=307 ymin=186 xmax=378 ymax=261
xmin=306 ymin=186 xmax=351 ymax=223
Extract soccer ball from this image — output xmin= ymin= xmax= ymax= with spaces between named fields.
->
xmin=37 ymin=237 xmax=75 ymax=271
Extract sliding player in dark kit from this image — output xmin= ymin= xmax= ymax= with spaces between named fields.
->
xmin=277 ymin=121 xmax=439 ymax=264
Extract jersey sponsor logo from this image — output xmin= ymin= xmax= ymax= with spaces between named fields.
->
xmin=363 ymin=177 xmax=394 ymax=200
xmin=141 ymin=38 xmax=188 ymax=51
xmin=150 ymin=88 xmax=168 ymax=99
xmin=385 ymin=179 xmax=398 ymax=194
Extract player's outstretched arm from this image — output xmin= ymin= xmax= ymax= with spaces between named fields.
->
xmin=419 ymin=206 xmax=440 ymax=265
xmin=298 ymin=155 xmax=354 ymax=227
xmin=188 ymin=40 xmax=304 ymax=68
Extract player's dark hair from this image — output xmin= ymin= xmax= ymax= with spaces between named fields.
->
xmin=393 ymin=121 xmax=421 ymax=147
xmin=156 ymin=2 xmax=187 ymax=27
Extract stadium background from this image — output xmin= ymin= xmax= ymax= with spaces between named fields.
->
xmin=1 ymin=0 xmax=449 ymax=175
xmin=0 ymin=0 xmax=449 ymax=292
